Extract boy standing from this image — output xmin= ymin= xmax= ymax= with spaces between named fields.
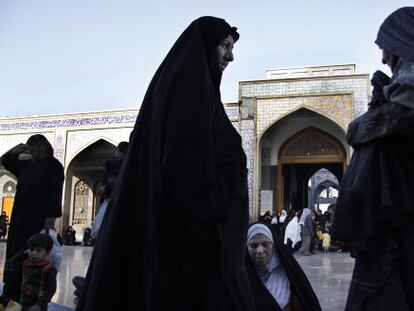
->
xmin=20 ymin=233 xmax=57 ymax=311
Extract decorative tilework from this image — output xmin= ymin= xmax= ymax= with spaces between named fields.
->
xmin=239 ymin=73 xmax=370 ymax=218
xmin=255 ymin=94 xmax=353 ymax=139
xmin=65 ymin=128 xmax=133 ymax=166
xmin=224 ymin=106 xmax=240 ymax=121
xmin=241 ymin=119 xmax=255 ymax=216
xmin=0 ymin=114 xmax=137 ymax=132
xmin=240 ymin=76 xmax=369 ymax=106
xmin=54 ymin=130 xmax=65 ymax=164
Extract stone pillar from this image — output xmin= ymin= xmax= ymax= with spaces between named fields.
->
xmin=240 ymin=97 xmax=256 ymax=219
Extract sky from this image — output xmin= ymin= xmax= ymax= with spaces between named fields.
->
xmin=0 ymin=0 xmax=413 ymax=118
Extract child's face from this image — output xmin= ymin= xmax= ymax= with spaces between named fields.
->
xmin=28 ymin=247 xmax=49 ymax=262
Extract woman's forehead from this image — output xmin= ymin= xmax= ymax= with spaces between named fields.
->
xmin=250 ymin=233 xmax=272 ymax=243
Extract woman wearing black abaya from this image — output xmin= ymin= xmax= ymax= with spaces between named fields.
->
xmin=77 ymin=17 xmax=256 ymax=311
xmin=0 ymin=135 xmax=64 ymax=304
xmin=333 ymin=7 xmax=414 ymax=310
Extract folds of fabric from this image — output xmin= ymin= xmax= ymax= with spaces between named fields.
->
xmin=76 ymin=17 xmax=254 ymax=311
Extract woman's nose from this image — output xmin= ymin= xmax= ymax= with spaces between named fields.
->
xmin=225 ymin=50 xmax=234 ymax=62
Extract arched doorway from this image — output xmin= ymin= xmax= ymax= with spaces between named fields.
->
xmin=63 ymin=139 xmax=116 ymax=237
xmin=258 ymin=108 xmax=348 ymax=217
xmin=308 ymin=168 xmax=339 ymax=212
xmin=277 ymin=127 xmax=346 ymax=211
xmin=2 ymin=180 xmax=16 ymax=218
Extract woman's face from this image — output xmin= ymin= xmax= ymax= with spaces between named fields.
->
xmin=248 ymin=233 xmax=273 ymax=269
xmin=216 ymin=35 xmax=234 ymax=72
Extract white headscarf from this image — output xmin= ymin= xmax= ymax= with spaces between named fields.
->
xmin=298 ymin=208 xmax=312 ymax=226
xmin=284 ymin=216 xmax=301 ymax=247
xmin=248 ymin=223 xmax=291 ymax=309
xmin=280 ymin=210 xmax=287 ymax=223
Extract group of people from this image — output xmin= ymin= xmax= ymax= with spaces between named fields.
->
xmin=260 ymin=206 xmax=335 ymax=256
xmin=0 ymin=135 xmax=127 ymax=310
xmin=0 ymin=134 xmax=64 ymax=310
xmin=0 ymin=6 xmax=413 ymax=311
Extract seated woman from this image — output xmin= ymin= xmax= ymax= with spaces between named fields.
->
xmin=247 ymin=222 xmax=321 ymax=311
xmin=64 ymin=226 xmax=77 ymax=245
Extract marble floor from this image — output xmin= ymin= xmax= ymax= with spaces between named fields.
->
xmin=0 ymin=242 xmax=354 ymax=310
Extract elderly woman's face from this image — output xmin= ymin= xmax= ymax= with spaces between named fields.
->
xmin=248 ymin=233 xmax=273 ymax=268
xmin=216 ymin=35 xmax=234 ymax=72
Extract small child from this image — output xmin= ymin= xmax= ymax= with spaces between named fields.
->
xmin=322 ymin=230 xmax=331 ymax=253
xmin=20 ymin=233 xmax=57 ymax=311
xmin=315 ymin=225 xmax=323 ymax=250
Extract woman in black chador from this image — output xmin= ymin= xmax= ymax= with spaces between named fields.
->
xmin=77 ymin=17 xmax=257 ymax=311
xmin=333 ymin=7 xmax=414 ymax=311
xmin=0 ymin=134 xmax=64 ymax=303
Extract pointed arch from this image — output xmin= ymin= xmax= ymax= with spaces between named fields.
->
xmin=65 ymin=137 xmax=117 ymax=171
xmin=278 ymin=127 xmax=346 ymax=164
xmin=258 ymin=106 xmax=347 ymax=146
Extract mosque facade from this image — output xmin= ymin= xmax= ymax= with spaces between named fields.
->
xmin=0 ymin=64 xmax=370 ymax=236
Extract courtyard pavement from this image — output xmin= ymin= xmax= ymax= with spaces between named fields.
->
xmin=0 ymin=242 xmax=354 ymax=310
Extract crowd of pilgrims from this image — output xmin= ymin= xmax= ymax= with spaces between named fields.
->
xmin=1 ymin=6 xmax=414 ymax=311
xmin=259 ymin=206 xmax=339 ymax=256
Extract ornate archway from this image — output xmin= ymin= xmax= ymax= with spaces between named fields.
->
xmin=63 ymin=139 xmax=116 ymax=234
xmin=276 ymin=127 xmax=346 ymax=211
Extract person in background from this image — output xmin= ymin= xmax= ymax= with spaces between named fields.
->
xmin=0 ymin=135 xmax=64 ymax=304
xmin=334 ymin=7 xmax=414 ymax=310
xmin=322 ymin=230 xmax=331 ymax=253
xmin=298 ymin=209 xmax=314 ymax=256
xmin=63 ymin=226 xmax=76 ymax=246
xmin=259 ymin=211 xmax=273 ymax=224
xmin=315 ymin=225 xmax=323 ymax=251
xmin=0 ymin=211 xmax=9 ymax=239
xmin=72 ymin=142 xmax=129 ymax=301
xmin=271 ymin=210 xmax=288 ymax=240
xmin=90 ymin=142 xmax=129 ymax=240
xmin=284 ymin=211 xmax=301 ymax=252
xmin=82 ymin=228 xmax=94 ymax=246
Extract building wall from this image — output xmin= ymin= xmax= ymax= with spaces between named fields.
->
xmin=0 ymin=65 xmax=371 ymax=227
xmin=239 ymin=69 xmax=370 ymax=218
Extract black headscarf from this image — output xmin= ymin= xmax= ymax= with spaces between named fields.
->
xmin=77 ymin=17 xmax=256 ymax=311
xmin=376 ymin=7 xmax=414 ymax=61
xmin=26 ymin=134 xmax=54 ymax=159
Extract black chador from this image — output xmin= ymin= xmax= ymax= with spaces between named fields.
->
xmin=334 ymin=8 xmax=414 ymax=309
xmin=77 ymin=17 xmax=258 ymax=311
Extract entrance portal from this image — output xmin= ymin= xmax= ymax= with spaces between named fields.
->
xmin=277 ymin=127 xmax=346 ymax=212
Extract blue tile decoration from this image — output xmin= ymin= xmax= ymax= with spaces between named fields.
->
xmin=0 ymin=114 xmax=138 ymax=131
xmin=54 ymin=134 xmax=65 ymax=162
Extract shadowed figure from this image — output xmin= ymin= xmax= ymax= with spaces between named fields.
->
xmin=76 ymin=17 xmax=259 ymax=311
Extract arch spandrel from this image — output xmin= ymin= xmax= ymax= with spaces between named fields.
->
xmin=65 ymin=137 xmax=117 ymax=171
xmin=256 ymin=93 xmax=353 ymax=141
xmin=0 ymin=132 xmax=55 ymax=158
